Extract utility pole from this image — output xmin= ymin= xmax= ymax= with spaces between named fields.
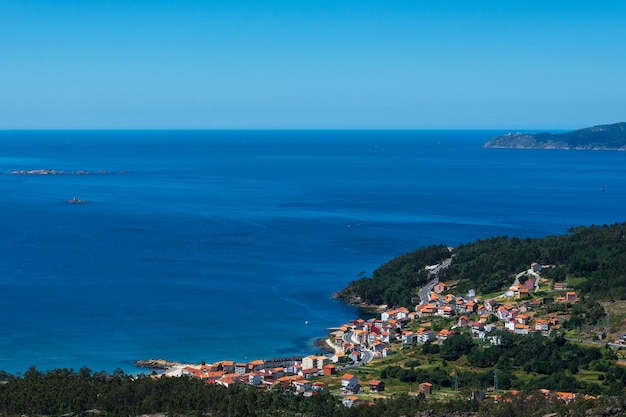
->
xmin=606 ymin=313 xmax=611 ymax=336
xmin=454 ymin=374 xmax=459 ymax=392
xmin=493 ymin=369 xmax=498 ymax=392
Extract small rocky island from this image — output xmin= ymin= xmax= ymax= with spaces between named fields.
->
xmin=483 ymin=122 xmax=626 ymax=150
xmin=66 ymin=196 xmax=89 ymax=204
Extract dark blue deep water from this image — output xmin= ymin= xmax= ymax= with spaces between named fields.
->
xmin=1 ymin=130 xmax=625 ymax=375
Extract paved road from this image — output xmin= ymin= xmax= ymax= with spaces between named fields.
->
xmin=341 ymin=330 xmax=374 ymax=367
xmin=418 ymin=257 xmax=453 ymax=305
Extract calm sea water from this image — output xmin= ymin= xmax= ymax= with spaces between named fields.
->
xmin=1 ymin=130 xmax=625 ymax=375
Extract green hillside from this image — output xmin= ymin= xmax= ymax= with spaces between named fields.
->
xmin=483 ymin=122 xmax=626 ymax=150
xmin=337 ymin=222 xmax=626 ymax=307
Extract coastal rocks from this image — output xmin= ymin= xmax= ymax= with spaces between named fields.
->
xmin=5 ymin=169 xmax=128 ymax=175
xmin=333 ymin=291 xmax=363 ymax=305
xmin=134 ymin=359 xmax=186 ymax=370
xmin=333 ymin=291 xmax=385 ymax=311
xmin=315 ymin=338 xmax=336 ymax=354
xmin=66 ymin=197 xmax=89 ymax=204
xmin=333 ymin=291 xmax=373 ymax=307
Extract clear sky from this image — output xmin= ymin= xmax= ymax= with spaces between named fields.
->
xmin=1 ymin=0 xmax=625 ymax=130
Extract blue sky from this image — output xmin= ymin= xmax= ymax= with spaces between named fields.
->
xmin=1 ymin=1 xmax=625 ymax=130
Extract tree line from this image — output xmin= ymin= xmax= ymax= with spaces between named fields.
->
xmin=1 ymin=365 xmax=625 ymax=417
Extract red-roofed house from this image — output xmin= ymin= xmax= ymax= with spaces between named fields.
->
xmin=341 ymin=373 xmax=358 ymax=390
xmin=323 ymin=364 xmax=337 ymax=376
xmin=434 ymin=282 xmax=447 ymax=294
xmin=342 ymin=396 xmax=359 ymax=407
xmin=369 ymin=379 xmax=385 ymax=393
xmin=419 ymin=382 xmax=433 ymax=395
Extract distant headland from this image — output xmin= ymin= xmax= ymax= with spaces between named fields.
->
xmin=483 ymin=122 xmax=626 ymax=150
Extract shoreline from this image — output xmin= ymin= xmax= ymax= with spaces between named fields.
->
xmin=134 ymin=300 xmax=364 ymax=376
xmin=135 ymin=337 xmax=345 ymax=378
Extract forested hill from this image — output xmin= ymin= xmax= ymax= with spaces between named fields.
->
xmin=483 ymin=122 xmax=626 ymax=150
xmin=336 ymin=222 xmax=626 ymax=307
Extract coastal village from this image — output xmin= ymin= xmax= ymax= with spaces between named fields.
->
xmin=151 ymin=260 xmax=597 ymax=406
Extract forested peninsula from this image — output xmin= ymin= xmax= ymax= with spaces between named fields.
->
xmin=483 ymin=122 xmax=626 ymax=150
xmin=336 ymin=222 xmax=626 ymax=307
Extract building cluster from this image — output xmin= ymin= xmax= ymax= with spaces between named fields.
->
xmin=180 ymin=358 xmax=328 ymax=396
xmin=414 ymin=275 xmax=576 ymax=339
xmin=491 ymin=388 xmax=595 ymax=404
xmin=172 ymin=265 xmax=580 ymax=404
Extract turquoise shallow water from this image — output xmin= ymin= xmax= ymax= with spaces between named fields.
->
xmin=1 ymin=130 xmax=625 ymax=375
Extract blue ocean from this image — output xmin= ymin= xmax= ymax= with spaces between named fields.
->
xmin=1 ymin=130 xmax=625 ymax=375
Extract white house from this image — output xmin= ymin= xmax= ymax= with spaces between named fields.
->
xmin=341 ymin=373 xmax=358 ymax=390
xmin=417 ymin=330 xmax=436 ymax=344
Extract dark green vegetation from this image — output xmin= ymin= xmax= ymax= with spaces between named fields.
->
xmin=1 ymin=366 xmax=625 ymax=417
xmin=338 ymin=222 xmax=626 ymax=307
xmin=337 ymin=244 xmax=449 ymax=306
xmin=381 ymin=332 xmax=622 ymax=395
xmin=483 ymin=122 xmax=626 ymax=149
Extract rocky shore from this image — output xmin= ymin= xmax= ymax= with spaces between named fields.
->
xmin=4 ymin=169 xmax=127 ymax=175
xmin=315 ymin=338 xmax=336 ymax=354
xmin=134 ymin=359 xmax=189 ymax=371
xmin=333 ymin=291 xmax=384 ymax=311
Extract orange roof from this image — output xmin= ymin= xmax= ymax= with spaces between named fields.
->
xmin=556 ymin=392 xmax=576 ymax=401
xmin=202 ymin=371 xmax=225 ymax=378
xmin=342 ymin=373 xmax=355 ymax=380
xmin=369 ymin=379 xmax=382 ymax=385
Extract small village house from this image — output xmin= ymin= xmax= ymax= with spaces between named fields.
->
xmin=323 ymin=364 xmax=337 ymax=376
xmin=369 ymin=379 xmax=385 ymax=393
xmin=419 ymin=382 xmax=433 ymax=395
xmin=341 ymin=373 xmax=359 ymax=391
xmin=342 ymin=396 xmax=359 ymax=407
